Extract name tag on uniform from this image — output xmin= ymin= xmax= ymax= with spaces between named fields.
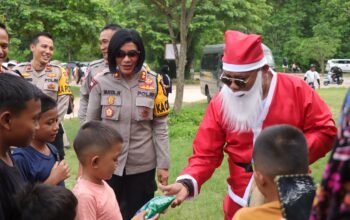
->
xmin=137 ymin=91 xmax=155 ymax=98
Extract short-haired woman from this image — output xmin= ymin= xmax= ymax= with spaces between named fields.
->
xmin=86 ymin=28 xmax=170 ymax=220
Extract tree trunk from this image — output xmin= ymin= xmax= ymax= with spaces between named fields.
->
xmin=320 ymin=56 xmax=325 ymax=75
xmin=149 ymin=0 xmax=197 ymax=113
xmin=68 ymin=49 xmax=72 ymax=62
xmin=173 ymin=0 xmax=187 ymax=113
xmin=173 ymin=0 xmax=197 ymax=113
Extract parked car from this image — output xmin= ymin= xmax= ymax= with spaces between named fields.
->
xmin=326 ymin=59 xmax=350 ymax=73
xmin=199 ymin=43 xmax=275 ymax=102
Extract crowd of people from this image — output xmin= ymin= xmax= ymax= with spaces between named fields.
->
xmin=0 ymin=20 xmax=349 ymax=220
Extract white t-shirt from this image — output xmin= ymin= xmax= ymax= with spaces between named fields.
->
xmin=304 ymin=70 xmax=320 ymax=83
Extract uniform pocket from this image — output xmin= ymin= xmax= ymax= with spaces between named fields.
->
xmin=101 ymin=95 xmax=122 ymax=121
xmin=135 ymin=97 xmax=154 ymax=121
xmin=44 ymin=82 xmax=59 ymax=92
xmin=43 ymin=82 xmax=59 ymax=100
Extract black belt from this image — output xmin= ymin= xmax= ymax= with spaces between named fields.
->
xmin=235 ymin=162 xmax=253 ymax=172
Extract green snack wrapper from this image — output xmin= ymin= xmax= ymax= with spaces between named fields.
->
xmin=137 ymin=195 xmax=176 ymax=219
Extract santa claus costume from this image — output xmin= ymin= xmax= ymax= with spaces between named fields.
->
xmin=176 ymin=31 xmax=337 ymax=219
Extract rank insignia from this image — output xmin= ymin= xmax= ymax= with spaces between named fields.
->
xmin=105 ymin=107 xmax=114 ymax=117
xmin=139 ymin=84 xmax=155 ymax=90
xmin=139 ymin=71 xmax=147 ymax=81
xmin=47 ymin=73 xmax=56 ymax=78
xmin=47 ymin=84 xmax=56 ymax=90
xmin=107 ymin=96 xmax=115 ymax=105
xmin=21 ymin=72 xmax=32 ymax=78
xmin=46 ymin=65 xmax=52 ymax=72
xmin=145 ymin=78 xmax=153 ymax=85
xmin=139 ymin=77 xmax=154 ymax=90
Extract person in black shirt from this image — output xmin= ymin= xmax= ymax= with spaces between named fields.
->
xmin=0 ymin=74 xmax=42 ymax=219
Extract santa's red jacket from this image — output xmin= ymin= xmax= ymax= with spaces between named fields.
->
xmin=177 ymin=72 xmax=337 ymax=210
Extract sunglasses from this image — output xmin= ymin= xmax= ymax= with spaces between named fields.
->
xmin=220 ymin=74 xmax=249 ymax=88
xmin=116 ymin=50 xmax=140 ymax=58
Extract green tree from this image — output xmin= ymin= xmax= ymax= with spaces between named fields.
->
xmin=109 ymin=0 xmax=271 ymax=112
xmin=263 ymin=0 xmax=321 ymax=68
xmin=0 ymin=0 xmax=108 ymax=62
xmin=317 ymin=0 xmax=350 ymax=58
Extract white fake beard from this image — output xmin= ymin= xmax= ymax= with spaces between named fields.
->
xmin=220 ymin=71 xmax=263 ymax=133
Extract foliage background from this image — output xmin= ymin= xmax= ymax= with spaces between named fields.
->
xmin=1 ymin=0 xmax=349 ymax=73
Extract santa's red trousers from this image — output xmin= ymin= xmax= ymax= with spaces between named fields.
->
xmin=223 ymin=195 xmax=241 ymax=220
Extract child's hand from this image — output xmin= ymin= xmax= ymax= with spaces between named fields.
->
xmin=45 ymin=160 xmax=70 ymax=185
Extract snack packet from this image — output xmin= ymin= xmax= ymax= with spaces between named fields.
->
xmin=275 ymin=174 xmax=316 ymax=220
xmin=136 ymin=195 xmax=176 ymax=219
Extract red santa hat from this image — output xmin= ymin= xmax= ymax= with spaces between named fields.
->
xmin=222 ymin=31 xmax=267 ymax=72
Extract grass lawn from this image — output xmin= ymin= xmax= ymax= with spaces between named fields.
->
xmin=63 ymin=87 xmax=347 ymax=219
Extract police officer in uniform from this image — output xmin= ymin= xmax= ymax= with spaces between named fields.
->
xmin=78 ymin=24 xmax=122 ymax=124
xmin=0 ymin=23 xmax=21 ymax=77
xmin=86 ymin=29 xmax=170 ymax=220
xmin=14 ymin=32 xmax=72 ymax=159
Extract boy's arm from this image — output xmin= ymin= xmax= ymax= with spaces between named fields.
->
xmin=75 ymin=194 xmax=97 ymax=220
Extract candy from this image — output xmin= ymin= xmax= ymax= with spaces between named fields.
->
xmin=136 ymin=195 xmax=176 ymax=219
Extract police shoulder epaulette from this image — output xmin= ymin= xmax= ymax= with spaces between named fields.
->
xmin=93 ymin=68 xmax=110 ymax=79
xmin=147 ymin=70 xmax=158 ymax=77
xmin=17 ymin=62 xmax=30 ymax=67
xmin=49 ymin=64 xmax=61 ymax=69
xmin=15 ymin=62 xmax=31 ymax=72
xmin=89 ymin=59 xmax=104 ymax=67
xmin=101 ymin=68 xmax=110 ymax=75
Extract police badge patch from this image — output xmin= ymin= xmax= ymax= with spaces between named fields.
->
xmin=89 ymin=79 xmax=98 ymax=90
xmin=21 ymin=72 xmax=32 ymax=77
xmin=105 ymin=107 xmax=114 ymax=118
xmin=47 ymin=84 xmax=56 ymax=90
xmin=107 ymin=96 xmax=115 ymax=105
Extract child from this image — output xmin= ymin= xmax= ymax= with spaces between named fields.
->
xmin=0 ymin=74 xmax=42 ymax=219
xmin=73 ymin=120 xmax=150 ymax=220
xmin=15 ymin=183 xmax=77 ymax=220
xmin=233 ymin=125 xmax=309 ymax=220
xmin=12 ymin=94 xmax=70 ymax=186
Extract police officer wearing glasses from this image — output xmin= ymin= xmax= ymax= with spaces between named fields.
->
xmin=86 ymin=28 xmax=170 ymax=220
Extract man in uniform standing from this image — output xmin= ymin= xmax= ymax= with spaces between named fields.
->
xmin=78 ymin=24 xmax=121 ymax=124
xmin=14 ymin=32 xmax=72 ymax=159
